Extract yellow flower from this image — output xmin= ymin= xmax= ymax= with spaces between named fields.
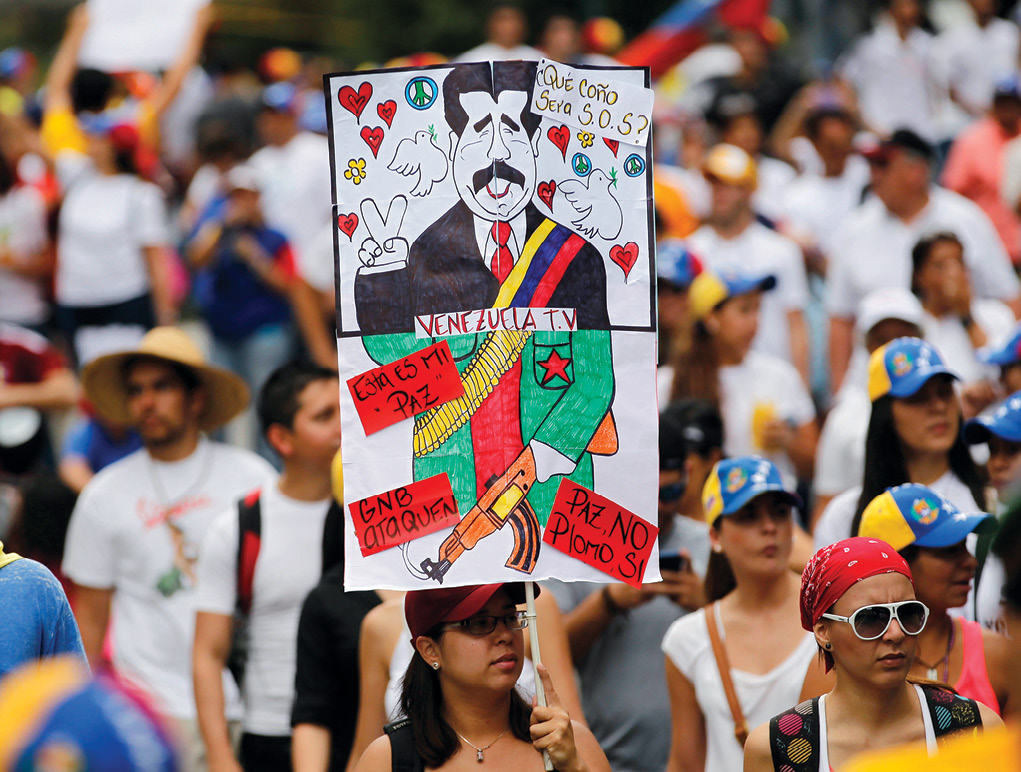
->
xmin=344 ymin=158 xmax=367 ymax=185
xmin=577 ymin=131 xmax=594 ymax=148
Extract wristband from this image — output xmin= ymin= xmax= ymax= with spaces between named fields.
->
xmin=601 ymin=585 xmax=626 ymax=616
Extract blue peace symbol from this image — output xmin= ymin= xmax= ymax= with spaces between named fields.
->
xmin=624 ymin=153 xmax=646 ymax=177
xmin=572 ymin=153 xmax=592 ymax=177
xmin=405 ymin=77 xmax=438 ymax=110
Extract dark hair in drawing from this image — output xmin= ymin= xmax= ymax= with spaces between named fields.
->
xmin=443 ymin=61 xmax=542 ymax=139
xmin=400 ymin=634 xmax=532 ymax=767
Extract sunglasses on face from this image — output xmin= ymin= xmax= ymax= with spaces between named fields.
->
xmin=821 ymin=600 xmax=929 ymax=640
xmin=444 ymin=610 xmax=528 ymax=636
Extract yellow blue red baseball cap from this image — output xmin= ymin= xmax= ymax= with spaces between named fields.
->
xmin=0 ymin=657 xmax=178 ymax=772
xmin=702 ymin=456 xmax=802 ymax=527
xmin=867 ymin=337 xmax=959 ymax=402
xmin=857 ymin=483 xmax=994 ymax=551
xmin=978 ymin=322 xmax=1021 ymax=367
xmin=965 ymin=391 xmax=1021 ymax=444
xmin=688 ymin=267 xmax=776 ymax=321
xmin=657 ymin=239 xmax=702 ymax=289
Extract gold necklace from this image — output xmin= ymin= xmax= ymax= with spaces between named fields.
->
xmin=454 ymin=728 xmax=509 ymax=763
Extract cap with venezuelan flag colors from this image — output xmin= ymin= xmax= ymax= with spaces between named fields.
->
xmin=857 ymin=483 xmax=995 ymax=551
xmin=867 ymin=337 xmax=959 ymax=403
xmin=688 ymin=267 xmax=776 ymax=321
xmin=702 ymin=456 xmax=802 ymax=527
xmin=0 ymin=657 xmax=178 ymax=772
xmin=965 ymin=391 xmax=1021 ymax=445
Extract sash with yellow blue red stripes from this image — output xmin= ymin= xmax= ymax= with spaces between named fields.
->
xmin=413 ymin=218 xmax=586 ymax=457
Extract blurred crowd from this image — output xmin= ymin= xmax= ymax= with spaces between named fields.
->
xmin=4 ymin=1 xmax=1021 ymax=772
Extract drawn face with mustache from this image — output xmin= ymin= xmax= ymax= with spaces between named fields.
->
xmin=451 ymin=89 xmax=538 ymax=221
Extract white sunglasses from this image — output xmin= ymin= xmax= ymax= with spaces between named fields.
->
xmin=821 ymin=600 xmax=929 ymax=641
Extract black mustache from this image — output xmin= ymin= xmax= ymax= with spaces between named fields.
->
xmin=473 ymin=161 xmax=526 ymax=193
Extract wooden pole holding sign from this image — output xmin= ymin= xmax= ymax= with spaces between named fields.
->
xmin=525 ymin=581 xmax=555 ymax=772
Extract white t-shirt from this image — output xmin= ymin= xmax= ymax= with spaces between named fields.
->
xmin=454 ymin=43 xmax=543 ymax=63
xmin=661 ymin=605 xmax=817 ymax=772
xmin=779 ymin=162 xmax=870 ymax=257
xmin=250 ymin=132 xmax=332 ymax=269
xmin=62 ymin=439 xmax=275 ymax=719
xmin=827 ymin=187 xmax=1021 ymax=320
xmin=934 ymin=18 xmax=1020 ymax=136
xmin=921 ymin=300 xmax=1015 ymax=384
xmin=838 ymin=22 xmax=940 ymax=141
xmin=55 ymin=159 xmax=168 ymax=307
xmin=0 ymin=186 xmax=49 ymax=325
xmin=813 ymin=470 xmax=983 ymax=551
xmin=753 ymin=155 xmax=797 ymax=225
xmin=688 ymin=223 xmax=809 ymax=364
xmin=719 ymin=350 xmax=816 ymax=488
xmin=975 ymin=552 xmax=1008 ymax=635
xmin=814 ymin=386 xmax=871 ymax=499
xmin=195 ymin=485 xmax=331 ymax=735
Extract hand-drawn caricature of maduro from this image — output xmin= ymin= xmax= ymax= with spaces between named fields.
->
xmin=352 ymin=61 xmax=616 ymax=583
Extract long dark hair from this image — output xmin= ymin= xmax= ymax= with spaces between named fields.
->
xmin=704 ymin=542 xmax=737 ymax=603
xmin=669 ymin=320 xmax=721 ymax=406
xmin=399 ymin=638 xmax=532 ymax=767
xmin=850 ymin=395 xmax=988 ymax=536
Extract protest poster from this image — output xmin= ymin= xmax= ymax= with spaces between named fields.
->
xmin=326 ymin=59 xmax=660 ymax=590
xmin=78 ymin=0 xmax=208 ymax=72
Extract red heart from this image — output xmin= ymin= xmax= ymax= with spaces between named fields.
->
xmin=337 ymin=212 xmax=359 ymax=239
xmin=537 ymin=180 xmax=557 ymax=210
xmin=360 ymin=126 xmax=385 ymax=158
xmin=547 ymin=125 xmax=570 ymax=160
xmin=603 ymin=138 xmax=620 ymax=156
xmin=609 ymin=242 xmax=640 ymax=281
xmin=377 ymin=99 xmax=397 ymax=128
xmin=338 ymin=82 xmax=373 ymax=120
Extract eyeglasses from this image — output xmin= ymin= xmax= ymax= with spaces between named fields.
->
xmin=444 ymin=611 xmax=528 ymax=636
xmin=821 ymin=600 xmax=929 ymax=641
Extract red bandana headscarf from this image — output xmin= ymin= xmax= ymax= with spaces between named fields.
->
xmin=800 ymin=537 xmax=913 ymax=632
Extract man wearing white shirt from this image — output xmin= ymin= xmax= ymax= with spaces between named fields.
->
xmin=193 ymin=363 xmax=342 ymax=772
xmin=934 ymin=0 xmax=1020 ymax=136
xmin=688 ymin=143 xmax=810 ymax=380
xmin=455 ymin=5 xmax=542 ymax=62
xmin=837 ymin=0 xmax=941 ymax=142
xmin=62 ymin=328 xmax=275 ymax=772
xmin=827 ymin=129 xmax=1021 ymax=392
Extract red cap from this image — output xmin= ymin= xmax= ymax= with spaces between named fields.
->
xmin=405 ymin=583 xmax=533 ymax=642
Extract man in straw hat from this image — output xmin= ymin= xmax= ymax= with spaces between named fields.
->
xmin=61 ymin=327 xmax=275 ymax=772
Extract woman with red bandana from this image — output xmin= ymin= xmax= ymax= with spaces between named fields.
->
xmin=744 ymin=536 xmax=1002 ymax=772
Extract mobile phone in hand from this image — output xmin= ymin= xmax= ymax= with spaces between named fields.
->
xmin=660 ymin=552 xmax=688 ymax=573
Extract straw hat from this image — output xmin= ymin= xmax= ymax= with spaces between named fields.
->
xmin=81 ymin=327 xmax=249 ymax=431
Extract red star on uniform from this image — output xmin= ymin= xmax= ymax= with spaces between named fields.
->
xmin=537 ymin=349 xmax=571 ymax=384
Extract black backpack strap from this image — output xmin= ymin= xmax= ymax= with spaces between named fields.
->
xmin=321 ymin=499 xmax=345 ymax=576
xmin=769 ymin=698 xmax=820 ymax=772
xmin=235 ymin=490 xmax=262 ymax=616
xmin=384 ymin=719 xmax=423 ymax=772
xmin=920 ymin=684 xmax=983 ymax=747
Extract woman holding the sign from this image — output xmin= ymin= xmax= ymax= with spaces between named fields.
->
xmin=350 ymin=583 xmax=608 ymax=772
xmin=661 ymin=457 xmax=831 ymax=772
xmin=345 ymin=589 xmax=584 ymax=771
xmin=744 ymin=536 xmax=1001 ymax=772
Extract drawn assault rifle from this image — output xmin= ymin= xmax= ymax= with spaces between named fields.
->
xmin=419 ymin=412 xmax=619 ymax=583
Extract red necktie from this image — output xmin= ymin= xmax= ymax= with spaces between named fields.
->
xmin=490 ymin=221 xmax=512 ymax=283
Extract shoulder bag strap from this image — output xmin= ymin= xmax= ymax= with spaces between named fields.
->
xmin=384 ymin=719 xmax=424 ymax=772
xmin=769 ymin=699 xmax=820 ymax=772
xmin=705 ymin=602 xmax=750 ymax=746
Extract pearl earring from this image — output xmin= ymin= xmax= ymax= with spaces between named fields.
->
xmin=712 ymin=544 xmax=723 ymax=554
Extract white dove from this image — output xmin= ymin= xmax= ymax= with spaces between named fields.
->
xmin=556 ymin=169 xmax=623 ymax=240
xmin=388 ymin=129 xmax=449 ymax=197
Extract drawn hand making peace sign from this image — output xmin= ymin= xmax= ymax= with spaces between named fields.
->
xmin=357 ymin=195 xmax=409 ymax=271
